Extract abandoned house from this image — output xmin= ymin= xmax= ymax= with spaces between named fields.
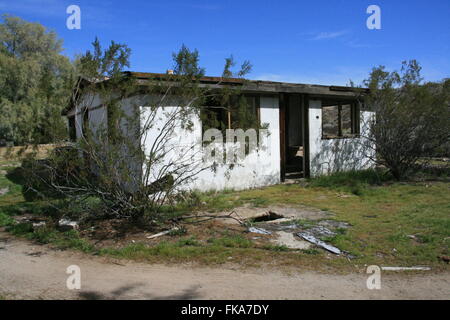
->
xmin=63 ymin=72 xmax=375 ymax=191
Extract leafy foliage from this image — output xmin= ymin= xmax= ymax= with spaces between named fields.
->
xmin=363 ymin=60 xmax=450 ymax=179
xmin=0 ymin=15 xmax=74 ymax=145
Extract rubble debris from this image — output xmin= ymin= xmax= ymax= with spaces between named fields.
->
xmin=318 ymin=220 xmax=351 ymax=229
xmin=13 ymin=214 xmax=46 ymax=227
xmin=32 ymin=221 xmax=46 ymax=230
xmin=277 ymin=224 xmax=298 ymax=230
xmin=26 ymin=251 xmax=44 ymax=257
xmin=248 ymin=227 xmax=271 ymax=235
xmin=297 ymin=232 xmax=341 ymax=255
xmin=272 ymin=231 xmax=312 ymax=250
xmin=0 ymin=187 xmax=9 ymax=196
xmin=58 ymin=218 xmax=79 ymax=231
xmin=307 ymin=226 xmax=337 ymax=238
xmin=381 ymin=266 xmax=431 ymax=271
xmin=147 ymin=227 xmax=179 ymax=239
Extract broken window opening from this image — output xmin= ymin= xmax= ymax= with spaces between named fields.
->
xmin=200 ymin=94 xmax=261 ymax=156
xmin=322 ymin=100 xmax=360 ymax=139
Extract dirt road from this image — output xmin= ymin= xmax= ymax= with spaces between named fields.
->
xmin=0 ymin=232 xmax=448 ymax=300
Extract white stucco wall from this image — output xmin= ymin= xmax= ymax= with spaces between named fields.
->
xmin=139 ymin=95 xmax=281 ymax=192
xmin=308 ymin=99 xmax=375 ymax=176
xmin=190 ymin=95 xmax=280 ymax=191
xmin=70 ymin=91 xmax=376 ymax=191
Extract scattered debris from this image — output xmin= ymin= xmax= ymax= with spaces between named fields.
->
xmin=297 ymin=232 xmax=341 ymax=255
xmin=248 ymin=227 xmax=271 ymax=235
xmin=381 ymin=266 xmax=431 ymax=271
xmin=26 ymin=251 xmax=45 ymax=257
xmin=318 ymin=220 xmax=351 ymax=229
xmin=32 ymin=222 xmax=46 ymax=230
xmin=264 ymin=217 xmax=295 ymax=225
xmin=13 ymin=214 xmax=47 ymax=228
xmin=307 ymin=226 xmax=337 ymax=238
xmin=146 ymin=227 xmax=179 ymax=239
xmin=276 ymin=223 xmax=298 ymax=230
xmin=272 ymin=231 xmax=312 ymax=250
xmin=58 ymin=218 xmax=79 ymax=231
xmin=0 ymin=187 xmax=9 ymax=196
xmin=337 ymin=194 xmax=353 ymax=198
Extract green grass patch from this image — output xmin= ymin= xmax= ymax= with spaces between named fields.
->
xmin=307 ymin=169 xmax=391 ymax=195
xmin=262 ymin=244 xmax=290 ymax=252
xmin=207 ymin=234 xmax=252 ymax=248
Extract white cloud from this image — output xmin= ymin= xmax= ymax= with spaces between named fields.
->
xmin=310 ymin=30 xmax=349 ymax=40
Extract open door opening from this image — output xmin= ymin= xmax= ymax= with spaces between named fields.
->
xmin=279 ymin=93 xmax=309 ymax=181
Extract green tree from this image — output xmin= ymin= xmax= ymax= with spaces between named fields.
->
xmin=0 ymin=15 xmax=73 ymax=145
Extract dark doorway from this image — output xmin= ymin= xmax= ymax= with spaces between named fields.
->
xmin=279 ymin=93 xmax=309 ymax=181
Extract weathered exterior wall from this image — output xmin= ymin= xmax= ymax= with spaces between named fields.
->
xmin=70 ymin=91 xmax=375 ymax=191
xmin=191 ymin=95 xmax=281 ymax=191
xmin=67 ymin=92 xmax=104 ymax=140
xmin=70 ymin=92 xmax=138 ymax=141
xmin=308 ymin=99 xmax=375 ymax=176
xmin=139 ymin=95 xmax=281 ymax=192
xmin=70 ymin=93 xmax=142 ymax=189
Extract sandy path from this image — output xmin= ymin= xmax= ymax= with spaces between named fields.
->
xmin=0 ymin=232 xmax=448 ymax=300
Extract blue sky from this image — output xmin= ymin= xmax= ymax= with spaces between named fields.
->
xmin=1 ymin=0 xmax=449 ymax=85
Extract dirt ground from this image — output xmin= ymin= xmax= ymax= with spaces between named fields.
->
xmin=0 ymin=231 xmax=448 ymax=300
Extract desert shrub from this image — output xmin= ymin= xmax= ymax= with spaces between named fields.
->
xmin=16 ymin=146 xmax=86 ymax=201
xmin=363 ymin=61 xmax=450 ymax=180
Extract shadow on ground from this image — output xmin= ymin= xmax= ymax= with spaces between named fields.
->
xmin=78 ymin=283 xmax=201 ymax=300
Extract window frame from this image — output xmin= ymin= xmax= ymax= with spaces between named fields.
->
xmin=321 ymin=100 xmax=360 ymax=140
xmin=200 ymin=94 xmax=261 ymax=135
